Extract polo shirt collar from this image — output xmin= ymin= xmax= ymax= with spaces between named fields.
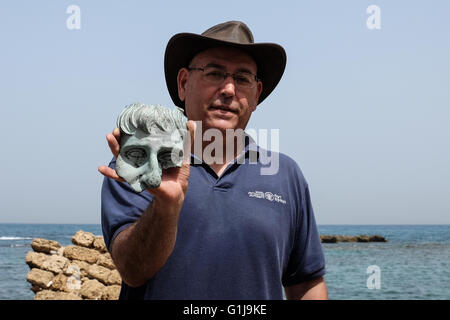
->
xmin=190 ymin=132 xmax=260 ymax=165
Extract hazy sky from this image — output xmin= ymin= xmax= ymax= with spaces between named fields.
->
xmin=1 ymin=0 xmax=448 ymax=224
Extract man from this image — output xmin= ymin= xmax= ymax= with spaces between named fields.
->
xmin=98 ymin=21 xmax=327 ymax=299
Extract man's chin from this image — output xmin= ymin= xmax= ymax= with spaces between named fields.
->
xmin=204 ymin=118 xmax=239 ymax=132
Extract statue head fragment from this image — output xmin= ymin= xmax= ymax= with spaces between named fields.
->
xmin=115 ymin=103 xmax=188 ymax=192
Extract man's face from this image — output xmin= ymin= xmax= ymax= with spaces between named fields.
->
xmin=177 ymin=47 xmax=263 ymax=132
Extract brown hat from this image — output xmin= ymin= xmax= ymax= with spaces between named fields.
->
xmin=164 ymin=21 xmax=287 ymax=109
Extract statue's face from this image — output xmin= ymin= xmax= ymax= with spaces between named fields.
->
xmin=116 ymin=128 xmax=184 ymax=192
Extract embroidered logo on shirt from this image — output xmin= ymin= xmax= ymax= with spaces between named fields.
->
xmin=248 ymin=191 xmax=286 ymax=204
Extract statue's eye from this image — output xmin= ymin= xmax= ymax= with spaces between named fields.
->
xmin=157 ymin=149 xmax=173 ymax=164
xmin=158 ymin=148 xmax=183 ymax=169
xmin=124 ymin=148 xmax=147 ymax=167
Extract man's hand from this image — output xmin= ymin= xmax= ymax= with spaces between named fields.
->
xmin=146 ymin=120 xmax=196 ymax=204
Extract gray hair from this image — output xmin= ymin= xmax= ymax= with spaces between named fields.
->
xmin=117 ymin=103 xmax=187 ymax=136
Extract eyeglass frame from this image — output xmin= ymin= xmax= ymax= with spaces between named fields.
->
xmin=187 ymin=65 xmax=260 ymax=89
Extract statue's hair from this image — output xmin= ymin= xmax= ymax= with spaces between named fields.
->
xmin=117 ymin=103 xmax=187 ymax=136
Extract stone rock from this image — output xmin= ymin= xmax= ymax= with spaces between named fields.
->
xmin=73 ymin=260 xmax=90 ymax=277
xmin=369 ymin=235 xmax=387 ymax=242
xmin=97 ymin=253 xmax=116 ymax=270
xmin=102 ymin=285 xmax=121 ymax=300
xmin=63 ymin=260 xmax=90 ymax=277
xmin=50 ymin=273 xmax=69 ymax=292
xmin=25 ymin=251 xmax=48 ymax=269
xmin=320 ymin=235 xmax=337 ymax=243
xmin=63 ymin=245 xmax=100 ymax=264
xmin=64 ymin=263 xmax=81 ymax=276
xmin=72 ymin=230 xmax=95 ymax=248
xmin=107 ymin=270 xmax=122 ymax=286
xmin=93 ymin=236 xmax=107 ymax=253
xmin=357 ymin=235 xmax=370 ymax=242
xmin=336 ymin=235 xmax=358 ymax=242
xmin=27 ymin=268 xmax=54 ymax=289
xmin=30 ymin=285 xmax=43 ymax=294
xmin=80 ymin=279 xmax=106 ymax=300
xmin=35 ymin=290 xmax=82 ymax=300
xmin=41 ymin=255 xmax=69 ymax=274
xmin=87 ymin=264 xmax=112 ymax=285
xmin=54 ymin=246 xmax=65 ymax=256
xmin=31 ymin=238 xmax=61 ymax=254
xmin=66 ymin=274 xmax=82 ymax=291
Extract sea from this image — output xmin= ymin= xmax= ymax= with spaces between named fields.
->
xmin=0 ymin=224 xmax=449 ymax=300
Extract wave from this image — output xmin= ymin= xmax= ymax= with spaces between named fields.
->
xmin=0 ymin=244 xmax=30 ymax=248
xmin=0 ymin=236 xmax=33 ymax=240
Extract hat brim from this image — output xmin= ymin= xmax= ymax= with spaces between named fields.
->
xmin=164 ymin=33 xmax=287 ymax=109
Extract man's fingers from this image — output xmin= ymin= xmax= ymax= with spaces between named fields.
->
xmin=112 ymin=127 xmax=120 ymax=140
xmin=183 ymin=120 xmax=197 ymax=163
xmin=98 ymin=165 xmax=125 ymax=182
xmin=99 ymin=128 xmax=124 ymax=182
xmin=106 ymin=133 xmax=120 ymax=158
xmin=187 ymin=120 xmax=196 ymax=146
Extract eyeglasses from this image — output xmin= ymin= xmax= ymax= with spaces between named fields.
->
xmin=187 ymin=66 xmax=260 ymax=89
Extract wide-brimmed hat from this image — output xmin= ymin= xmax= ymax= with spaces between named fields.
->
xmin=164 ymin=21 xmax=287 ymax=109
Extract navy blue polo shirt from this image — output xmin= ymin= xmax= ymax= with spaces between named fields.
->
xmin=101 ymin=137 xmax=326 ymax=299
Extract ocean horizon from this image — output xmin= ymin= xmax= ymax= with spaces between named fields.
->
xmin=1 ymin=223 xmax=449 ymax=300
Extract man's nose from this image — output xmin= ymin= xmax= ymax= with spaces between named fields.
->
xmin=219 ymin=76 xmax=236 ymax=97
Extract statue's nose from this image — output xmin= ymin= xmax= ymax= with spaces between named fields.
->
xmin=141 ymin=171 xmax=161 ymax=189
xmin=141 ymin=153 xmax=162 ymax=189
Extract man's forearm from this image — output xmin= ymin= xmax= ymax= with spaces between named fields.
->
xmin=110 ymin=196 xmax=183 ymax=287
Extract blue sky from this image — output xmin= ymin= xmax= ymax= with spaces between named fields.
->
xmin=0 ymin=0 xmax=448 ymax=224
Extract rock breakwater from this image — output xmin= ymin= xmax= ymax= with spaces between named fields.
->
xmin=25 ymin=230 xmax=121 ymax=300
xmin=320 ymin=235 xmax=387 ymax=243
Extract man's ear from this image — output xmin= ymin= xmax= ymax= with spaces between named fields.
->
xmin=177 ymin=68 xmax=189 ymax=102
xmin=252 ymin=81 xmax=263 ymax=111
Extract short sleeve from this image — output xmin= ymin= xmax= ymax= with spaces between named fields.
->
xmin=101 ymin=158 xmax=154 ymax=252
xmin=282 ymin=177 xmax=326 ymax=287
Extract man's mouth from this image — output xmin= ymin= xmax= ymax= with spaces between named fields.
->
xmin=209 ymin=105 xmax=238 ymax=114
